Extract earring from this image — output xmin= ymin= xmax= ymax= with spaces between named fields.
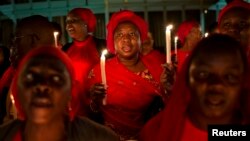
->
xmin=83 ymin=24 xmax=87 ymax=29
xmin=68 ymin=103 xmax=72 ymax=111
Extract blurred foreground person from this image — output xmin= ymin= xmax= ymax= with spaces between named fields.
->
xmin=139 ymin=34 xmax=250 ymax=141
xmin=0 ymin=46 xmax=119 ymax=141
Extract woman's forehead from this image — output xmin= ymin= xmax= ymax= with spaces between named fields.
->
xmin=23 ymin=56 xmax=66 ymax=72
xmin=191 ymin=49 xmax=242 ymax=65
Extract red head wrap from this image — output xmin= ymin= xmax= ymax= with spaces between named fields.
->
xmin=11 ymin=46 xmax=79 ymax=121
xmin=218 ymin=0 xmax=250 ymax=25
xmin=69 ymin=8 xmax=97 ymax=33
xmin=176 ymin=20 xmax=200 ymax=46
xmin=106 ymin=10 xmax=148 ymax=54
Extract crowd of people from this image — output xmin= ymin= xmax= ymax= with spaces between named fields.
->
xmin=0 ymin=0 xmax=249 ymax=140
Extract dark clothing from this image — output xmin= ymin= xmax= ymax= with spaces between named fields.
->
xmin=0 ymin=116 xmax=119 ymax=141
xmin=0 ymin=45 xmax=10 ymax=78
xmin=0 ymin=67 xmax=15 ymax=125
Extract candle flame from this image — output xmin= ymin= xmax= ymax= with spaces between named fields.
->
xmin=166 ymin=25 xmax=173 ymax=30
xmin=53 ymin=31 xmax=59 ymax=48
xmin=205 ymin=32 xmax=209 ymax=37
xmin=102 ymin=49 xmax=108 ymax=56
xmin=10 ymin=94 xmax=15 ymax=104
xmin=53 ymin=31 xmax=59 ymax=36
xmin=175 ymin=36 xmax=178 ymax=41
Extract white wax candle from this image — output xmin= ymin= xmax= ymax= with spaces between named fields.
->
xmin=10 ymin=94 xmax=15 ymax=105
xmin=166 ymin=25 xmax=173 ymax=64
xmin=53 ymin=31 xmax=59 ymax=47
xmin=100 ymin=49 xmax=108 ymax=105
xmin=174 ymin=36 xmax=178 ymax=62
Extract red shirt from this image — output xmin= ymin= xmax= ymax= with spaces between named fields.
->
xmin=181 ymin=118 xmax=208 ymax=141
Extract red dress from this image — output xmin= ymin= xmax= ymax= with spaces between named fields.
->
xmin=176 ymin=50 xmax=190 ymax=72
xmin=88 ymin=53 xmax=166 ymax=140
xmin=66 ymin=36 xmax=100 ymax=116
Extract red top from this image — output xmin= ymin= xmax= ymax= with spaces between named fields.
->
xmin=12 ymin=130 xmax=22 ymax=141
xmin=171 ymin=50 xmax=190 ymax=72
xmin=66 ymin=36 xmax=100 ymax=116
xmin=176 ymin=50 xmax=190 ymax=72
xmin=88 ymin=53 xmax=166 ymax=140
xmin=181 ymin=118 xmax=208 ymax=141
xmin=66 ymin=36 xmax=99 ymax=85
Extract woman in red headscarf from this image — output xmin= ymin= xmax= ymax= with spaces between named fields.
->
xmin=86 ymin=10 xmax=167 ymax=141
xmin=218 ymin=0 xmax=250 ymax=50
xmin=160 ymin=21 xmax=202 ymax=98
xmin=173 ymin=20 xmax=202 ymax=72
xmin=0 ymin=46 xmax=119 ymax=141
xmin=139 ymin=34 xmax=250 ymax=141
xmin=63 ymin=8 xmax=111 ymax=116
xmin=218 ymin=0 xmax=250 ymax=68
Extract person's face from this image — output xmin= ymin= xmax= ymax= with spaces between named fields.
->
xmin=188 ymin=50 xmax=244 ymax=119
xmin=17 ymin=56 xmax=71 ymax=124
xmin=219 ymin=8 xmax=250 ymax=47
xmin=9 ymin=28 xmax=39 ymax=68
xmin=186 ymin=26 xmax=202 ymax=47
xmin=66 ymin=13 xmax=88 ymax=41
xmin=114 ymin=22 xmax=141 ymax=59
xmin=142 ymin=32 xmax=154 ymax=55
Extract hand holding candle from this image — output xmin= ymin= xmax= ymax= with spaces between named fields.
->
xmin=100 ymin=49 xmax=108 ymax=105
xmin=166 ymin=25 xmax=173 ymax=64
xmin=53 ymin=31 xmax=59 ymax=48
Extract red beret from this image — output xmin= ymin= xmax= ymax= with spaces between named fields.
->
xmin=106 ymin=10 xmax=148 ymax=54
xmin=218 ymin=0 xmax=250 ymax=25
xmin=176 ymin=21 xmax=200 ymax=45
xmin=69 ymin=8 xmax=97 ymax=33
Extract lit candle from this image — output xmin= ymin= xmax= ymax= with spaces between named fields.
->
xmin=174 ymin=36 xmax=178 ymax=62
xmin=10 ymin=94 xmax=17 ymax=119
xmin=53 ymin=31 xmax=59 ymax=47
xmin=166 ymin=25 xmax=173 ymax=64
xmin=100 ymin=49 xmax=108 ymax=105
xmin=10 ymin=94 xmax=15 ymax=105
xmin=204 ymin=32 xmax=209 ymax=37
xmin=174 ymin=36 xmax=178 ymax=55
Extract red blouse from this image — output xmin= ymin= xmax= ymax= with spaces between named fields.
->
xmin=88 ymin=52 xmax=166 ymax=140
xmin=181 ymin=118 xmax=208 ymax=141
